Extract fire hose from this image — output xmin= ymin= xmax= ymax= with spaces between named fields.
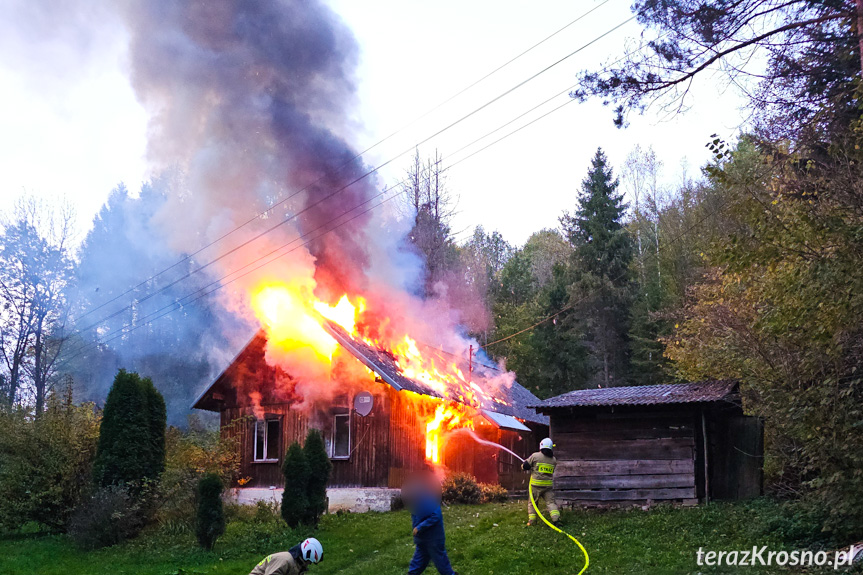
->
xmin=456 ymin=430 xmax=590 ymax=575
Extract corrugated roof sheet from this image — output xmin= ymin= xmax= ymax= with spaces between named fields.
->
xmin=321 ymin=319 xmax=548 ymax=425
xmin=531 ymin=380 xmax=738 ymax=409
xmin=482 ymin=410 xmax=531 ymax=431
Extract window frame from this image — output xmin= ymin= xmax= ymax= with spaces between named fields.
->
xmin=253 ymin=417 xmax=280 ymax=463
xmin=330 ymin=411 xmax=351 ymax=460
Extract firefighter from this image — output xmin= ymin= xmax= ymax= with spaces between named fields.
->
xmin=248 ymin=538 xmax=323 ymax=575
xmin=522 ymin=437 xmax=560 ymax=526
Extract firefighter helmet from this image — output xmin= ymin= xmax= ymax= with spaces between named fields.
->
xmin=301 ymin=538 xmax=323 ymax=564
xmin=540 ymin=437 xmax=553 ymax=450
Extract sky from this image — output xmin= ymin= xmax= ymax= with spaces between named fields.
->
xmin=0 ymin=0 xmax=750 ymax=247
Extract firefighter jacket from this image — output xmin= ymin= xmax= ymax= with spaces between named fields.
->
xmin=525 ymin=451 xmax=557 ymax=487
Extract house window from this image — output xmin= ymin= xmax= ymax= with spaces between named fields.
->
xmin=331 ymin=412 xmax=351 ymax=459
xmin=254 ymin=418 xmax=280 ymax=462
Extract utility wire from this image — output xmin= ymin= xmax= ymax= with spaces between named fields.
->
xmin=481 ymin=192 xmax=735 ymax=349
xmin=56 ymin=65 xmax=606 ymax=366
xmin=61 ymin=15 xmax=637 ymax=348
xmin=72 ymin=2 xmax=613 ymax=325
xmin=66 ymin=15 xmax=635 ymax=345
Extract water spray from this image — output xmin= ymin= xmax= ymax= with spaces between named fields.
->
xmin=450 ymin=428 xmax=590 ymax=575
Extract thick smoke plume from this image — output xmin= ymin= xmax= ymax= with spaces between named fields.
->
xmin=17 ymin=0 xmax=514 ymax=420
xmin=119 ymin=0 xmax=376 ymax=299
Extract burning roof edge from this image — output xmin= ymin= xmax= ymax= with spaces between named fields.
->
xmin=319 ymin=318 xmax=548 ymax=425
xmin=193 ymin=327 xmax=548 ymax=426
xmin=192 ymin=331 xmax=264 ymax=412
xmin=530 ymin=380 xmax=740 ymax=410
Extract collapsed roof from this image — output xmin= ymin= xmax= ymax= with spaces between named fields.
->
xmin=194 ymin=323 xmax=548 ymax=426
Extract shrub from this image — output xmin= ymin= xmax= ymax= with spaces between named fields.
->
xmin=67 ymin=485 xmax=146 ymax=549
xmin=157 ymin=416 xmax=242 ymax=530
xmin=441 ymin=472 xmax=482 ymax=504
xmin=479 ymin=482 xmax=509 ymax=503
xmin=303 ymin=429 xmax=332 ymax=526
xmin=196 ymin=473 xmax=225 ymax=550
xmin=281 ymin=441 xmax=309 ymax=527
xmin=93 ymin=369 xmax=166 ymax=489
xmin=0 ymin=395 xmax=100 ymax=532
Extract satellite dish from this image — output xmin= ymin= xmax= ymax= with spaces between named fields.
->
xmin=354 ymin=391 xmax=374 ymax=416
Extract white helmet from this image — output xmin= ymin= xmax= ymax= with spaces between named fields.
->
xmin=540 ymin=438 xmax=553 ymax=450
xmin=301 ymin=538 xmax=323 ymax=564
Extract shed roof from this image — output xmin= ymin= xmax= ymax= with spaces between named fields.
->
xmin=530 ymin=380 xmax=738 ymax=409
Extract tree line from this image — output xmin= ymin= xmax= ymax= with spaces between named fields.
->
xmin=404 ymin=0 xmax=863 ymax=537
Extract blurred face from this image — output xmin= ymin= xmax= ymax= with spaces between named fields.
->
xmin=401 ymin=470 xmax=442 ymax=507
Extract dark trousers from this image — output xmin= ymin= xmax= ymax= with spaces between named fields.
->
xmin=409 ymin=537 xmax=454 ymax=575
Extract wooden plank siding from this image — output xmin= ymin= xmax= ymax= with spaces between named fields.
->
xmin=551 ymin=412 xmax=698 ymax=505
xmin=221 ymin=385 xmax=544 ymax=490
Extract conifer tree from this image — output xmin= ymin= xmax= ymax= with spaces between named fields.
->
xmin=303 ymin=429 xmax=332 ymax=526
xmin=195 ymin=473 xmax=225 ymax=550
xmin=281 ymin=441 xmax=309 ymax=528
xmin=92 ymin=369 xmax=166 ymax=487
xmin=560 ymin=148 xmax=634 ymax=387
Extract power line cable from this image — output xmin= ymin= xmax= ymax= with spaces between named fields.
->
xmin=72 ymin=2 xmax=613 ymax=324
xmin=56 ymin=67 xmax=608 ymax=366
xmin=481 ymin=193 xmax=734 ymax=349
xmin=62 ymin=15 xmax=637 ymax=344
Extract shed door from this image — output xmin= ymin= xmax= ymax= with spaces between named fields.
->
xmin=711 ymin=416 xmax=763 ymax=500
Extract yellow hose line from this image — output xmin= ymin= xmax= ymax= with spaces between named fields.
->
xmin=529 ymin=482 xmax=590 ymax=575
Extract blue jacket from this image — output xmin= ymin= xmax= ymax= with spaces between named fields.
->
xmin=411 ymin=494 xmax=446 ymax=541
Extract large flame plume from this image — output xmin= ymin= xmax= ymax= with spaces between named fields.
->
xmin=249 ymin=281 xmax=500 ymax=465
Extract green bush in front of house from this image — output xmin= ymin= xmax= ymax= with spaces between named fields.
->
xmin=303 ymin=429 xmax=332 ymax=526
xmin=196 ymin=473 xmax=225 ymax=550
xmin=280 ymin=441 xmax=309 ymax=528
xmin=442 ymin=472 xmax=483 ymax=504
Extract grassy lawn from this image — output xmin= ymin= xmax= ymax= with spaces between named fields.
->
xmin=0 ymin=499 xmax=833 ymax=575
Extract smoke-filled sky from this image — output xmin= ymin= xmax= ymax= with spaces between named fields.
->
xmin=0 ymin=0 xmax=748 ymax=247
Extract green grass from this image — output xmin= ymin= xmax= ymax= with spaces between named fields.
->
xmin=0 ymin=500 xmax=831 ymax=575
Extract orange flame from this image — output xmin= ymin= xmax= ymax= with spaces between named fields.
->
xmin=250 ymin=283 xmax=490 ymax=466
xmin=424 ymin=402 xmax=474 ymax=465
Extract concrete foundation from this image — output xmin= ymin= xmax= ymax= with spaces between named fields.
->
xmin=227 ymin=486 xmax=400 ymax=513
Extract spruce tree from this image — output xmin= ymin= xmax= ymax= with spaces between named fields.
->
xmin=281 ymin=441 xmax=309 ymax=528
xmin=303 ymin=429 xmax=332 ymax=526
xmin=560 ymin=148 xmax=634 ymax=387
xmin=92 ymin=369 xmax=167 ymax=488
xmin=196 ymin=473 xmax=225 ymax=550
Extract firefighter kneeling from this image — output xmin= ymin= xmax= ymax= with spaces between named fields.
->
xmin=523 ymin=437 xmax=560 ymax=526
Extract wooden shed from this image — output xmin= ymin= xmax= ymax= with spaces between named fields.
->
xmin=531 ymin=381 xmax=763 ymax=506
xmin=194 ymin=327 xmax=548 ymax=491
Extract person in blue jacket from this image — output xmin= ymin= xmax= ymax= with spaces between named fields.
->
xmin=403 ymin=471 xmax=458 ymax=575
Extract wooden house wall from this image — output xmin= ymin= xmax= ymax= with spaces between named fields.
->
xmin=551 ymin=410 xmax=698 ymax=505
xmin=221 ymin=388 xmax=542 ymax=490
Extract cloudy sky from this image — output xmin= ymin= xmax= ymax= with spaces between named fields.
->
xmin=0 ymin=0 xmax=749 ymax=247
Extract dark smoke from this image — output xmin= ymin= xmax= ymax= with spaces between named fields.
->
xmin=119 ymin=0 xmax=377 ymax=297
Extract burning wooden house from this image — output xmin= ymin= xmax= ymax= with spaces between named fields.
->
xmin=193 ymin=289 xmax=547 ymax=501
xmin=531 ymin=380 xmax=763 ymax=506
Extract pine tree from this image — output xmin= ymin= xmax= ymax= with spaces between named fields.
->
xmin=303 ymin=429 xmax=332 ymax=526
xmin=281 ymin=441 xmax=309 ymax=528
xmin=195 ymin=473 xmax=225 ymax=550
xmin=560 ymin=148 xmax=634 ymax=387
xmin=92 ymin=369 xmax=166 ymax=488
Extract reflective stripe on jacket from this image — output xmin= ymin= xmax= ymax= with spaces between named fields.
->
xmin=526 ymin=451 xmax=556 ymax=486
